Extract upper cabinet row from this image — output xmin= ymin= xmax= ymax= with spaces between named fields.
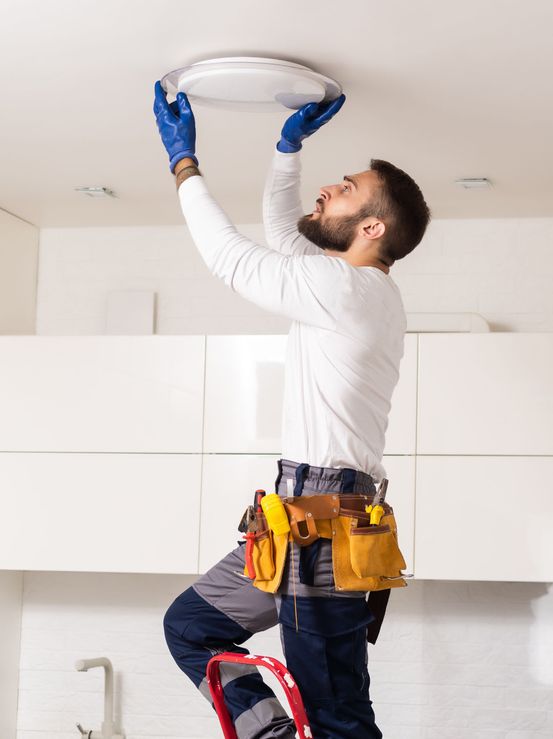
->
xmin=1 ymin=333 xmax=552 ymax=454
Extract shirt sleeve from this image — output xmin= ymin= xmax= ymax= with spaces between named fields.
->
xmin=177 ymin=174 xmax=351 ymax=330
xmin=262 ymin=149 xmax=324 ymax=256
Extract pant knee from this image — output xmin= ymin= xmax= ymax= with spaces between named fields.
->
xmin=163 ymin=585 xmax=252 ymax=649
xmin=162 ymin=586 xmax=199 ymax=650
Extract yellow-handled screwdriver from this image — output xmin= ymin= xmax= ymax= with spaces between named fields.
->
xmin=370 ymin=504 xmax=385 ymax=525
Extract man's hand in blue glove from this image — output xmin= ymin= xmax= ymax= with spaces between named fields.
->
xmin=277 ymin=94 xmax=346 ymax=153
xmin=153 ymin=80 xmax=199 ymax=172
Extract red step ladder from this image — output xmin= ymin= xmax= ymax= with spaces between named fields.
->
xmin=206 ymin=652 xmax=313 ymax=738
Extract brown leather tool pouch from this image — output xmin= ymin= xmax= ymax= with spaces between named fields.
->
xmin=332 ymin=503 xmax=408 ymax=592
xmin=284 ymin=494 xmax=340 ymax=547
xmin=349 ymin=512 xmax=407 ymax=578
xmin=240 ymin=509 xmax=276 ymax=583
xmin=239 ymin=509 xmax=288 ymax=594
xmin=251 ymin=531 xmax=289 ymax=594
xmin=249 ymin=527 xmax=276 ymax=582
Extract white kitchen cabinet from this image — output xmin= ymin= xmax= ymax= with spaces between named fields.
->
xmin=2 ymin=332 xmax=549 ymax=582
xmin=0 ymin=336 xmax=205 ymax=453
xmin=198 ymin=454 xmax=415 ymax=576
xmin=0 ymin=453 xmax=201 ymax=573
xmin=414 ymin=456 xmax=553 ymax=581
xmin=417 ymin=334 xmax=553 ymax=455
xmin=203 ymin=336 xmax=287 ymax=453
xmin=204 ymin=333 xmax=417 ymax=455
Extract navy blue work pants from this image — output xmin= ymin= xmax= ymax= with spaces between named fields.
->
xmin=163 ymin=458 xmax=385 ymax=739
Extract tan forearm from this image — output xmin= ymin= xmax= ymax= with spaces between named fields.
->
xmin=174 ymin=157 xmax=202 ymax=189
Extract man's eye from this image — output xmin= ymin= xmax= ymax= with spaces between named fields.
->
xmin=342 ymin=184 xmax=350 ymax=192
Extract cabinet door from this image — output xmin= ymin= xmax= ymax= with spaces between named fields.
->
xmin=383 ymin=334 xmax=418 ymax=454
xmin=203 ymin=336 xmax=287 ymax=453
xmin=415 ymin=456 xmax=553 ymax=581
xmin=204 ymin=334 xmax=418 ymax=455
xmin=0 ymin=337 xmax=205 ymax=453
xmin=0 ymin=453 xmax=201 ymax=574
xmin=199 ymin=454 xmax=280 ymax=573
xmin=418 ymin=334 xmax=553 ymax=454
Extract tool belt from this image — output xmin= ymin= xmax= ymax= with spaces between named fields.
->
xmin=238 ymin=481 xmax=409 ymax=595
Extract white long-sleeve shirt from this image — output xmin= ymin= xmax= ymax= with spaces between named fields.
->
xmin=177 ymin=149 xmax=407 ymax=482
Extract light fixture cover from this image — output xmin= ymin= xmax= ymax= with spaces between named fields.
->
xmin=161 ymin=56 xmax=342 ymax=111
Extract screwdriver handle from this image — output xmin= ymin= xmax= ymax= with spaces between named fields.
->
xmin=369 ymin=504 xmax=385 ymax=525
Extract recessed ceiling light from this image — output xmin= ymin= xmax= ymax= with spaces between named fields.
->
xmin=74 ymin=186 xmax=116 ymax=198
xmin=455 ymin=178 xmax=492 ymax=189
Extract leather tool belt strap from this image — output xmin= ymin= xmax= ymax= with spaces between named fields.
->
xmin=283 ymin=492 xmax=390 ymax=547
xmin=283 ymin=493 xmax=340 ymax=547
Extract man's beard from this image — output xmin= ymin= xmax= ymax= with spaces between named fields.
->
xmin=297 ymin=208 xmax=365 ymax=253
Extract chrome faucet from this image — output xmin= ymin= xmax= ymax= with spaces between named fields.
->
xmin=75 ymin=657 xmax=125 ymax=739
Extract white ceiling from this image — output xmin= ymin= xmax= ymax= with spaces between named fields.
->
xmin=1 ymin=0 xmax=552 ymax=227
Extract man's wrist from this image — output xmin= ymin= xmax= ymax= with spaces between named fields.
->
xmin=174 ymin=157 xmax=201 ymax=189
xmin=174 ymin=157 xmax=199 ymax=174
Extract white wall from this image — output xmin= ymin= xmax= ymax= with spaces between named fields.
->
xmin=17 ymin=572 xmax=553 ymax=739
xmin=0 ymin=209 xmax=38 ymax=334
xmin=36 ymin=225 xmax=290 ymax=335
xmin=36 ymin=217 xmax=553 ymax=335
xmin=0 ymin=571 xmax=23 ymax=739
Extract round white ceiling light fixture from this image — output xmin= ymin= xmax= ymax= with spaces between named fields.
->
xmin=160 ymin=56 xmax=342 ymax=112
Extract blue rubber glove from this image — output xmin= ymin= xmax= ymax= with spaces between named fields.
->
xmin=153 ymin=80 xmax=199 ymax=172
xmin=277 ymin=94 xmax=346 ymax=153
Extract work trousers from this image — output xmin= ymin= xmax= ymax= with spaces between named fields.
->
xmin=163 ymin=458 xmax=385 ymax=739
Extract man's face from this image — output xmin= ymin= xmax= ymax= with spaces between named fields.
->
xmin=297 ymin=170 xmax=381 ymax=252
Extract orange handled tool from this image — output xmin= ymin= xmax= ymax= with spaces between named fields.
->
xmin=243 ymin=532 xmax=256 ymax=579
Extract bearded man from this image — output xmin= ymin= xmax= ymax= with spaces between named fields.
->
xmin=154 ymin=81 xmax=430 ymax=739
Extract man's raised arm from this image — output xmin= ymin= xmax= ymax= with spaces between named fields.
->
xmin=263 ymin=97 xmax=346 ymax=257
xmin=153 ymin=82 xmax=351 ymax=330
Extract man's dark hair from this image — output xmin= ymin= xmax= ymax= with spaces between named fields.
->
xmin=359 ymin=159 xmax=431 ymax=265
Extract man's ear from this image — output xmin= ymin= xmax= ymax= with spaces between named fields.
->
xmin=362 ymin=220 xmax=386 ymax=240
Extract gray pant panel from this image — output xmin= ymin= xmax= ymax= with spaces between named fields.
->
xmin=193 ymin=544 xmax=279 ymax=634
